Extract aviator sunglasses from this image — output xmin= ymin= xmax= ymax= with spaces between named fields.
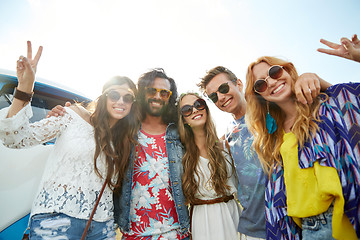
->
xmin=145 ymin=87 xmax=172 ymax=100
xmin=253 ymin=65 xmax=284 ymax=93
xmin=106 ymin=90 xmax=135 ymax=104
xmin=208 ymin=82 xmax=230 ymax=103
xmin=180 ymin=98 xmax=207 ymax=117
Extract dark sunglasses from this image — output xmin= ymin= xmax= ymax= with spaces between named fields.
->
xmin=145 ymin=87 xmax=172 ymax=100
xmin=207 ymin=82 xmax=230 ymax=103
xmin=254 ymin=65 xmax=284 ymax=93
xmin=180 ymin=98 xmax=207 ymax=117
xmin=106 ymin=90 xmax=135 ymax=104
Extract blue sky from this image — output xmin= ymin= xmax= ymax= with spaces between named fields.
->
xmin=1 ymin=0 xmax=359 ymax=135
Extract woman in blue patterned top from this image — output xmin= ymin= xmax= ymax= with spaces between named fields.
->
xmin=244 ymin=56 xmax=360 ymax=239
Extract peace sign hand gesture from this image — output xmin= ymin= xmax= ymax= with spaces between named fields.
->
xmin=16 ymin=41 xmax=43 ymax=93
xmin=317 ymin=34 xmax=360 ymax=63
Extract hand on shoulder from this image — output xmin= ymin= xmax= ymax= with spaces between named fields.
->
xmin=69 ymin=104 xmax=91 ymax=123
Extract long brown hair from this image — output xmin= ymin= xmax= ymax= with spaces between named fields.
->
xmin=90 ymin=76 xmax=141 ymax=191
xmin=244 ymin=56 xmax=324 ymax=174
xmin=178 ymin=93 xmax=232 ymax=204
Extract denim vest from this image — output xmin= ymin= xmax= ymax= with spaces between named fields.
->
xmin=113 ymin=123 xmax=190 ymax=236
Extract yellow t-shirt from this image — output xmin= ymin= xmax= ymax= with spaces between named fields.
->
xmin=281 ymin=132 xmax=357 ymax=240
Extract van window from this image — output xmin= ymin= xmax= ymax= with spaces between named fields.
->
xmin=0 ymin=90 xmax=57 ymax=144
xmin=0 ymin=93 xmax=11 ymax=110
xmin=0 ymin=92 xmax=49 ymax=123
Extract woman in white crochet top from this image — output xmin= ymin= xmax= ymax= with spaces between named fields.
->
xmin=0 ymin=42 xmax=140 ymax=239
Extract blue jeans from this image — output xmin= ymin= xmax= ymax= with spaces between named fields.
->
xmin=302 ymin=205 xmax=335 ymax=240
xmin=29 ymin=213 xmax=116 ymax=240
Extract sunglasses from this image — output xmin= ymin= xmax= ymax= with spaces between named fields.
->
xmin=254 ymin=65 xmax=284 ymax=93
xmin=180 ymin=98 xmax=207 ymax=117
xmin=106 ymin=90 xmax=135 ymax=104
xmin=207 ymin=82 xmax=230 ymax=103
xmin=145 ymin=87 xmax=172 ymax=100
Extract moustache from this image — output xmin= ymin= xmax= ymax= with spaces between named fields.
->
xmin=148 ymin=99 xmax=164 ymax=105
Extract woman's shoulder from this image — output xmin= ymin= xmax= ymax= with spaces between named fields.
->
xmin=320 ymin=82 xmax=360 ymax=112
xmin=68 ymin=105 xmax=91 ymax=124
xmin=325 ymin=82 xmax=360 ymax=97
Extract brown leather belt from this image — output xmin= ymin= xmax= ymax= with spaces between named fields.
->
xmin=189 ymin=195 xmax=234 ymax=239
xmin=192 ymin=195 xmax=234 ymax=205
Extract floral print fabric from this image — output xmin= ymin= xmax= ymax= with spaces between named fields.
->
xmin=122 ymin=130 xmax=182 ymax=240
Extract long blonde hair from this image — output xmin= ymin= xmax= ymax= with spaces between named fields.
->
xmin=177 ymin=93 xmax=232 ymax=204
xmin=244 ymin=56 xmax=324 ymax=174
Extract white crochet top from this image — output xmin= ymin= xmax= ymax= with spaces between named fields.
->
xmin=0 ymin=105 xmax=113 ymax=222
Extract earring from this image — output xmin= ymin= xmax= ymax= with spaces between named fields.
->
xmin=265 ymin=101 xmax=277 ymax=134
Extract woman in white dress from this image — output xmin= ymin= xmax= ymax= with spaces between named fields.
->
xmin=0 ymin=42 xmax=140 ymax=239
xmin=177 ymin=93 xmax=241 ymax=240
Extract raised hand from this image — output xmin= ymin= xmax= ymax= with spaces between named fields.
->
xmin=6 ymin=41 xmax=43 ymax=118
xmin=16 ymin=41 xmax=43 ymax=92
xmin=317 ymin=34 xmax=360 ymax=63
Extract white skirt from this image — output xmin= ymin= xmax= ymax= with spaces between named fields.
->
xmin=191 ymin=198 xmax=240 ymax=240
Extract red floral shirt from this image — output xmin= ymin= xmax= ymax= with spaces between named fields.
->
xmin=122 ymin=130 xmax=183 ymax=239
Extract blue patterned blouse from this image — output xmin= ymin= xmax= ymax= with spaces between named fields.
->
xmin=265 ymin=83 xmax=360 ymax=239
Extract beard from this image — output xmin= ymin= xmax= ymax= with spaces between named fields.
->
xmin=144 ymin=98 xmax=168 ymax=116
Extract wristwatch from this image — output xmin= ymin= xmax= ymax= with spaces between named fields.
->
xmin=14 ymin=88 xmax=34 ymax=102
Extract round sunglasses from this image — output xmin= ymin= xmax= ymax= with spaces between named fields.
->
xmin=253 ymin=65 xmax=284 ymax=93
xmin=180 ymin=98 xmax=207 ymax=117
xmin=207 ymin=82 xmax=230 ymax=103
xmin=106 ymin=90 xmax=135 ymax=104
xmin=145 ymin=87 xmax=172 ymax=100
